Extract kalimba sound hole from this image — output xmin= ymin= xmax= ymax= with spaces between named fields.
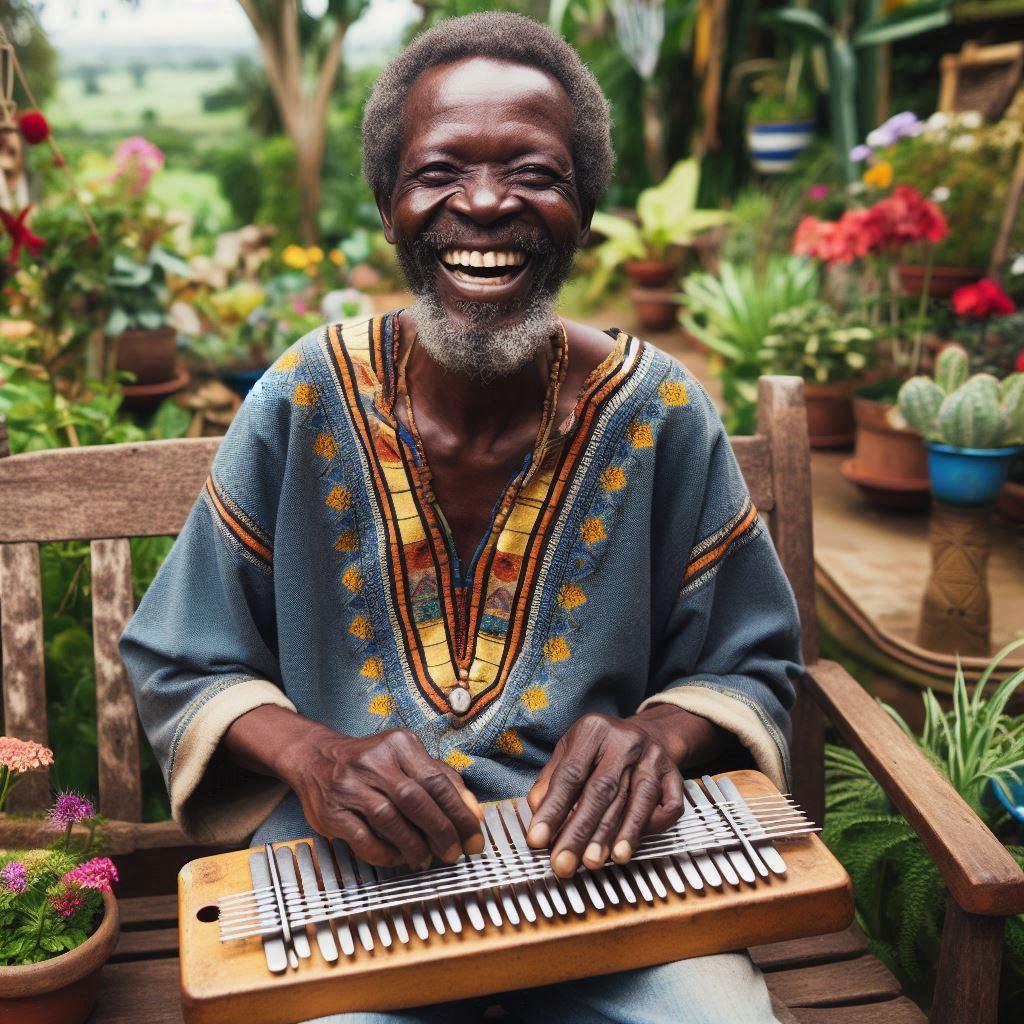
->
xmin=197 ymin=904 xmax=220 ymax=923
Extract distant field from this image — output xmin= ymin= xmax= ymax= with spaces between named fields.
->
xmin=48 ymin=64 xmax=246 ymax=141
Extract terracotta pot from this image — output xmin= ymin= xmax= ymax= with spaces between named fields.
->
xmin=803 ymin=382 xmax=856 ymax=449
xmin=0 ymin=890 xmax=119 ymax=1024
xmin=114 ymin=326 xmax=178 ymax=385
xmin=840 ymin=397 xmax=931 ymax=511
xmin=630 ymin=288 xmax=678 ymax=332
xmin=996 ymin=480 xmax=1024 ymax=523
xmin=897 ymin=265 xmax=985 ymax=299
xmin=624 ymin=260 xmax=677 ymax=289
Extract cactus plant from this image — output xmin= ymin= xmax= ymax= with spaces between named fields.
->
xmin=897 ymin=344 xmax=1024 ymax=449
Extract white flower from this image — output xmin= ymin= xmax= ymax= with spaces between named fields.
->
xmin=958 ymin=110 xmax=983 ymax=129
xmin=931 ymin=186 xmax=951 ymax=203
xmin=1010 ymin=254 xmax=1024 ymax=277
xmin=846 ymin=181 xmax=866 ymax=196
xmin=926 ymin=111 xmax=949 ymax=132
xmin=866 ymin=128 xmax=889 ymax=148
xmin=951 ymin=134 xmax=975 ymax=151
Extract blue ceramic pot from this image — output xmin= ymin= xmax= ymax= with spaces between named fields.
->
xmin=220 ymin=367 xmax=267 ymax=399
xmin=926 ymin=442 xmax=1024 ymax=506
xmin=747 ymin=119 xmax=815 ymax=174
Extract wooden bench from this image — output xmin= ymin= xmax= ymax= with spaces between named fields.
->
xmin=2 ymin=377 xmax=1022 ymax=1024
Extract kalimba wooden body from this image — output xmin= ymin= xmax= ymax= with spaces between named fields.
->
xmin=179 ymin=770 xmax=853 ymax=1024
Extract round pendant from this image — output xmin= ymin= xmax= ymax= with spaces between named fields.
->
xmin=448 ymin=685 xmax=471 ymax=715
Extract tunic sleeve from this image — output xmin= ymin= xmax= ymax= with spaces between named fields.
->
xmin=642 ymin=384 xmax=802 ymax=791
xmin=120 ymin=367 xmax=298 ymax=845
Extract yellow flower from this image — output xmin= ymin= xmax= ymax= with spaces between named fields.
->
xmin=282 ymin=244 xmax=309 ymax=270
xmin=306 ymin=246 xmax=324 ymax=264
xmin=659 ymin=380 xmax=688 ymax=406
xmin=326 ymin=486 xmax=351 ymax=511
xmin=334 ymin=530 xmax=359 ymax=551
xmin=329 ymin=249 xmax=347 ymax=266
xmin=522 ymin=687 xmax=548 ymax=712
xmin=580 ymin=517 xmax=606 ymax=545
xmin=556 ymin=583 xmax=586 ymax=609
xmin=360 ymin=657 xmax=383 ymax=679
xmin=445 ymin=750 xmax=473 ymax=771
xmin=862 ymin=160 xmax=893 ymax=189
xmin=600 ymin=466 xmax=627 ymax=491
xmin=368 ymin=694 xmax=395 ymax=716
xmin=543 ymin=637 xmax=571 ymax=662
xmin=342 ymin=566 xmax=364 ymax=592
xmin=495 ymin=729 xmax=523 ymax=756
xmin=627 ymin=422 xmax=653 ymax=448
xmin=313 ymin=433 xmax=338 ymax=459
xmin=349 ymin=615 xmax=373 ymax=640
xmin=293 ymin=382 xmax=317 ymax=406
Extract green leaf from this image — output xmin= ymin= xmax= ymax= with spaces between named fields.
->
xmin=853 ymin=8 xmax=951 ymax=49
xmin=105 ymin=308 xmax=130 ymax=338
xmin=761 ymin=8 xmax=833 ymax=45
xmin=136 ymin=309 xmax=166 ymax=331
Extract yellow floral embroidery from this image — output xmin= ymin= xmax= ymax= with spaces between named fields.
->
xmin=368 ymin=694 xmax=395 ymax=716
xmin=522 ymin=687 xmax=548 ymax=712
xmin=313 ymin=433 xmax=338 ymax=459
xmin=580 ymin=518 xmax=606 ymax=545
xmin=293 ymin=382 xmax=317 ymax=406
xmin=543 ymin=637 xmax=570 ymax=662
xmin=349 ymin=615 xmax=373 ymax=640
xmin=600 ymin=466 xmax=627 ymax=491
xmin=627 ymin=421 xmax=653 ymax=448
xmin=334 ymin=530 xmax=358 ymax=551
xmin=556 ymin=583 xmax=586 ymax=609
xmin=659 ymin=379 xmax=688 ymax=406
xmin=445 ymin=750 xmax=473 ymax=771
xmin=326 ymin=486 xmax=352 ymax=511
xmin=360 ymin=657 xmax=383 ymax=679
xmin=273 ymin=350 xmax=300 ymax=372
xmin=495 ymin=729 xmax=523 ymax=756
xmin=342 ymin=566 xmax=364 ymax=592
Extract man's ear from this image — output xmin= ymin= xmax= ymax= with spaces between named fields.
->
xmin=578 ymin=197 xmax=595 ymax=248
xmin=375 ymin=191 xmax=396 ymax=244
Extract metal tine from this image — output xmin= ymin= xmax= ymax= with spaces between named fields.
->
xmin=497 ymin=803 xmax=554 ymax=919
xmin=683 ymin=781 xmax=741 ymax=887
xmin=611 ymin=862 xmax=639 ymax=904
xmin=675 ymin=792 xmax=723 ymax=888
xmin=717 ymin=777 xmax=788 ymax=877
xmin=350 ymin=855 xmax=394 ymax=948
xmin=314 ymin=837 xmax=355 ymax=957
xmin=482 ymin=813 xmax=520 ymax=925
xmin=640 ymin=858 xmax=669 ymax=900
xmin=483 ymin=805 xmax=536 ymax=924
xmin=670 ymin=853 xmax=703 ymax=892
xmin=248 ymin=852 xmax=288 ymax=973
xmin=655 ymin=854 xmax=686 ymax=895
xmin=274 ymin=848 xmax=311 ymax=960
xmin=701 ymin=775 xmax=770 ymax=881
xmin=294 ymin=842 xmax=339 ymax=963
xmin=515 ymin=799 xmax=579 ymax=916
xmin=332 ymin=840 xmax=375 ymax=953
xmin=576 ymin=866 xmax=607 ymax=911
xmin=466 ymin=846 xmax=503 ymax=929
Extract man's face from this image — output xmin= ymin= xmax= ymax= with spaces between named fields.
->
xmin=378 ymin=57 xmax=589 ymax=369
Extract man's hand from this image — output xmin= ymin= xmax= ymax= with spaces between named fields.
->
xmin=223 ymin=706 xmax=484 ymax=871
xmin=525 ymin=706 xmax=725 ymax=877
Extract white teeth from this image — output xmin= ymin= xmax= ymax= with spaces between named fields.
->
xmin=495 ymin=252 xmax=508 ymax=267
xmin=452 ymin=268 xmax=515 ymax=287
xmin=469 ymin=250 xmax=483 ymax=267
xmin=482 ymin=251 xmax=496 ymax=267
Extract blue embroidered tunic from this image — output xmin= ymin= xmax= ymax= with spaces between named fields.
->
xmin=121 ymin=314 xmax=802 ymax=846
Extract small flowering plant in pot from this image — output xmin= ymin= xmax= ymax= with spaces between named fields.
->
xmin=0 ymin=737 xmax=120 ymax=1024
xmin=897 ymin=345 xmax=1024 ymax=506
xmin=761 ymin=300 xmax=875 ymax=449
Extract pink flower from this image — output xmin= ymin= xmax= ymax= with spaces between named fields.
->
xmin=1 ymin=861 xmax=27 ymax=894
xmin=0 ymin=736 xmax=54 ymax=774
xmin=807 ymin=184 xmax=829 ymax=200
xmin=51 ymin=888 xmax=83 ymax=918
xmin=49 ymin=792 xmax=95 ymax=829
xmin=111 ymin=136 xmax=165 ymax=194
xmin=62 ymin=857 xmax=119 ymax=893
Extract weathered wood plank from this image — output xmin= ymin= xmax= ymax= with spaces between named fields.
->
xmin=0 ymin=816 xmax=188 ymax=854
xmin=792 ymin=997 xmax=926 ymax=1023
xmin=0 ymin=437 xmax=219 ymax=543
xmin=730 ymin=435 xmax=775 ymax=513
xmin=751 ymin=925 xmax=868 ymax=971
xmin=113 ymin=926 xmax=179 ymax=960
xmin=118 ymin=894 xmax=179 ymax=927
xmin=91 ymin=958 xmax=184 ymax=1024
xmin=810 ymin=659 xmax=1024 ymax=918
xmin=764 ymin=955 xmax=902 ymax=1008
xmin=929 ymin=900 xmax=1004 ymax=1024
xmin=0 ymin=542 xmax=50 ymax=809
xmin=92 ymin=538 xmax=142 ymax=821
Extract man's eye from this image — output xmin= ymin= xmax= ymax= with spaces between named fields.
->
xmin=517 ymin=165 xmax=557 ymax=181
xmin=418 ymin=165 xmax=459 ymax=182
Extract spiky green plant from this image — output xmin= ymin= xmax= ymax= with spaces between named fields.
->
xmin=825 ymin=639 xmax=1024 ymax=1015
xmin=897 ymin=344 xmax=1024 ymax=449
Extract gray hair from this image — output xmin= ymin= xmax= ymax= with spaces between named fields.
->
xmin=361 ymin=11 xmax=614 ymax=215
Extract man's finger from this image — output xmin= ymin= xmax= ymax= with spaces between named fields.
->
xmin=611 ymin=750 xmax=666 ymax=863
xmin=581 ymin=768 xmax=631 ymax=869
xmin=382 ymin=774 xmax=463 ymax=865
xmin=526 ymin=749 xmax=596 ymax=849
xmin=647 ymin=765 xmax=685 ymax=836
xmin=526 ymin=749 xmax=561 ymax=814
xmin=328 ymin=808 xmax=403 ymax=867
xmin=418 ymin=765 xmax=485 ymax=854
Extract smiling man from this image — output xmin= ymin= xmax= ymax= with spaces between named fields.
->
xmin=123 ymin=12 xmax=800 ymax=1024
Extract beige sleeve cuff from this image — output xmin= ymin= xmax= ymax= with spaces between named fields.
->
xmin=169 ymin=678 xmax=297 ymax=845
xmin=638 ymin=684 xmax=788 ymax=791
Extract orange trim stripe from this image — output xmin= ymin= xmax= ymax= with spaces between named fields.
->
xmin=205 ymin=477 xmax=273 ymax=563
xmin=683 ymin=503 xmax=758 ymax=584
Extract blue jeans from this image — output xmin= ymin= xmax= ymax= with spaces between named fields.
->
xmin=306 ymin=952 xmax=778 ymax=1023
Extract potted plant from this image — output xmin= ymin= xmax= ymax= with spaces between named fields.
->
xmin=106 ymin=245 xmax=191 ymax=398
xmin=897 ymin=345 xmax=1024 ymax=505
xmin=0 ymin=737 xmax=120 ymax=1024
xmin=589 ymin=159 xmax=732 ymax=330
xmin=746 ymin=78 xmax=815 ymax=175
xmin=761 ymin=300 xmax=874 ymax=448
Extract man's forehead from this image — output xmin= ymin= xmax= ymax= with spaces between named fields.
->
xmin=402 ymin=57 xmax=573 ymax=147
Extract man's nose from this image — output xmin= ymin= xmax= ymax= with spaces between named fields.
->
xmin=448 ymin=170 xmax=523 ymax=224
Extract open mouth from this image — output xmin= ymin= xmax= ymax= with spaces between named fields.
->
xmin=438 ymin=248 xmax=529 ymax=288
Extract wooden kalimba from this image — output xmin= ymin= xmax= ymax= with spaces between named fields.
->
xmin=179 ymin=770 xmax=853 ymax=1024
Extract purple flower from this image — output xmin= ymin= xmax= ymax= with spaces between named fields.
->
xmin=807 ymin=184 xmax=830 ymax=200
xmin=1 ymin=860 xmax=27 ymax=894
xmin=48 ymin=791 xmax=95 ymax=829
xmin=849 ymin=144 xmax=873 ymax=163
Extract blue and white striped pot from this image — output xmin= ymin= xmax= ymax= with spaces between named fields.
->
xmin=747 ymin=119 xmax=815 ymax=174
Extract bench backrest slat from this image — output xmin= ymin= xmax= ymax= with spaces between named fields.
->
xmin=91 ymin=538 xmax=142 ymax=821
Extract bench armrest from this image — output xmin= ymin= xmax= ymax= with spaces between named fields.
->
xmin=805 ymin=659 xmax=1024 ymax=917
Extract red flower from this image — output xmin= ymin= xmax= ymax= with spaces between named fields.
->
xmin=0 ymin=206 xmax=46 ymax=264
xmin=17 ymin=111 xmax=50 ymax=146
xmin=1016 ymin=349 xmax=1024 ymax=373
xmin=952 ymin=279 xmax=1016 ymax=319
